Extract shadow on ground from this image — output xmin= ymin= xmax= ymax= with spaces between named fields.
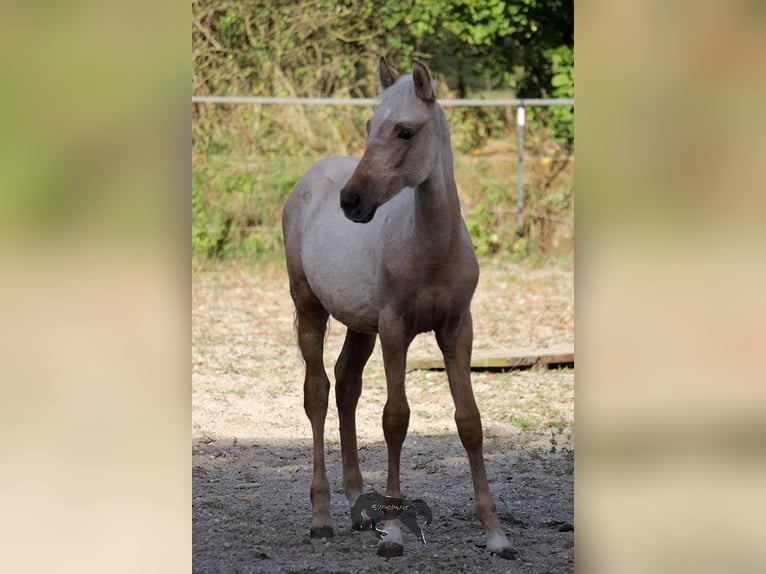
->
xmin=193 ymin=433 xmax=573 ymax=574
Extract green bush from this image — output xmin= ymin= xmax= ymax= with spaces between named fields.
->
xmin=191 ymin=156 xmax=312 ymax=261
xmin=193 ymin=145 xmax=573 ymax=264
xmin=530 ymin=45 xmax=574 ymax=144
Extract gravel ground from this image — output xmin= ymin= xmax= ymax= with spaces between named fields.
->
xmin=192 ymin=259 xmax=574 ymax=573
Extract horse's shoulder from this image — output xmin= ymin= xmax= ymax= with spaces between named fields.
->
xmin=309 ymin=156 xmax=360 ymax=180
xmin=289 ymin=156 xmax=361 ymax=205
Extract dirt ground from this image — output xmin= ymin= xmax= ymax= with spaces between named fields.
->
xmin=192 ymin=259 xmax=574 ymax=573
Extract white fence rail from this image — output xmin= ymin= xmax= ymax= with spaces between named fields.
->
xmin=191 ymin=95 xmax=573 ymax=107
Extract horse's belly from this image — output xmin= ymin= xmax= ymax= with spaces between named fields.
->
xmin=308 ymin=267 xmax=379 ymax=333
xmin=301 ymin=204 xmax=381 ymax=334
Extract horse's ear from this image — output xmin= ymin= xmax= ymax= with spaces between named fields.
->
xmin=412 ymin=60 xmax=435 ymax=103
xmin=379 ymin=57 xmax=398 ymax=91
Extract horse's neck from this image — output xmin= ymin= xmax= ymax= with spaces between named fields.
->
xmin=414 ymin=152 xmax=462 ymax=263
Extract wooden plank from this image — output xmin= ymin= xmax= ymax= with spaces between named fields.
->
xmin=407 ymin=347 xmax=574 ymax=372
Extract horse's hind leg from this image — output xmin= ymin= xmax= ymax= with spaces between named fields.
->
xmin=334 ymin=328 xmax=376 ymax=529
xmin=288 ymin=270 xmax=333 ymax=539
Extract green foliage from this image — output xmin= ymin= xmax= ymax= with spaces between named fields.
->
xmin=193 ymin=0 xmax=574 ymax=152
xmin=529 ymin=44 xmax=574 ymax=143
xmin=192 ymin=156 xmax=312 ymax=261
xmin=192 ymin=0 xmax=573 ymax=262
xmin=192 ymin=148 xmax=574 ymax=264
xmin=465 ymin=179 xmax=507 ymax=256
xmin=446 ymin=107 xmax=508 ymax=153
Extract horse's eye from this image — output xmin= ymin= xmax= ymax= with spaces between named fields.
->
xmin=398 ymin=128 xmax=415 ymax=140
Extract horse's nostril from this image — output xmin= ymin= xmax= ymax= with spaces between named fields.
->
xmin=341 ymin=192 xmax=361 ymax=211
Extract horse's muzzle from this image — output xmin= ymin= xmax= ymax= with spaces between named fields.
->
xmin=340 ymin=191 xmax=361 ymax=212
xmin=354 ymin=204 xmax=377 ymax=223
xmin=340 ymin=189 xmax=377 ymax=223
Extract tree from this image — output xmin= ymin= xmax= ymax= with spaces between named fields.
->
xmin=192 ymin=0 xmax=574 ymax=144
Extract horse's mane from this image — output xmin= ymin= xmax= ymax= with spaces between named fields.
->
xmin=378 ymin=74 xmax=418 ymax=108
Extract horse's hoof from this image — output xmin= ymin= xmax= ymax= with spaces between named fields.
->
xmin=352 ymin=518 xmax=373 ymax=531
xmin=377 ymin=542 xmax=404 ymax=558
xmin=310 ymin=526 xmax=334 ymax=539
xmin=490 ymin=547 xmax=517 ymax=560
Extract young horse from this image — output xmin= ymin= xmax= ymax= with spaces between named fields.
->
xmin=282 ymin=57 xmax=514 ymax=559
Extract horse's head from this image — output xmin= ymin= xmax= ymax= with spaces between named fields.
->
xmin=340 ymin=57 xmax=445 ymax=223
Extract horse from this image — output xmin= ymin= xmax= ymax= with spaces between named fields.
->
xmin=281 ymin=57 xmax=514 ymax=559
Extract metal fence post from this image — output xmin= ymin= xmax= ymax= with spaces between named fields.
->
xmin=516 ymin=104 xmax=525 ymax=236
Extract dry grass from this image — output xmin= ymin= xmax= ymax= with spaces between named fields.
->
xmin=192 ymin=259 xmax=573 ymax=447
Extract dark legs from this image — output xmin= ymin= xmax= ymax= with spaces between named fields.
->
xmin=334 ymin=328 xmax=376 ymax=529
xmin=285 ymin=241 xmax=335 ymax=538
xmin=287 ymin=244 xmax=512 ymax=556
xmin=288 ymin=252 xmax=377 ymax=539
xmin=375 ymin=312 xmax=413 ymax=557
xmin=295 ymin=297 xmax=334 ymax=538
xmin=436 ymin=311 xmax=514 ymax=558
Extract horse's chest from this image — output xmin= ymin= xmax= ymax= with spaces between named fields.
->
xmin=409 ymin=290 xmax=444 ymax=333
xmin=403 ymin=277 xmax=473 ymax=334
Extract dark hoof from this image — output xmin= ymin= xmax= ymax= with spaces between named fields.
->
xmin=491 ymin=547 xmax=518 ymax=560
xmin=377 ymin=542 xmax=404 ymax=558
xmin=352 ymin=519 xmax=373 ymax=531
xmin=310 ymin=526 xmax=334 ymax=539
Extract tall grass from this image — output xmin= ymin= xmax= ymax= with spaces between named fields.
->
xmin=192 ymin=105 xmax=573 ymax=264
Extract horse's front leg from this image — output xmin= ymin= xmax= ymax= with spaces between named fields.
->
xmin=294 ymin=297 xmax=334 ymax=539
xmin=377 ymin=311 xmax=413 ymax=557
xmin=436 ymin=311 xmax=515 ymax=559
